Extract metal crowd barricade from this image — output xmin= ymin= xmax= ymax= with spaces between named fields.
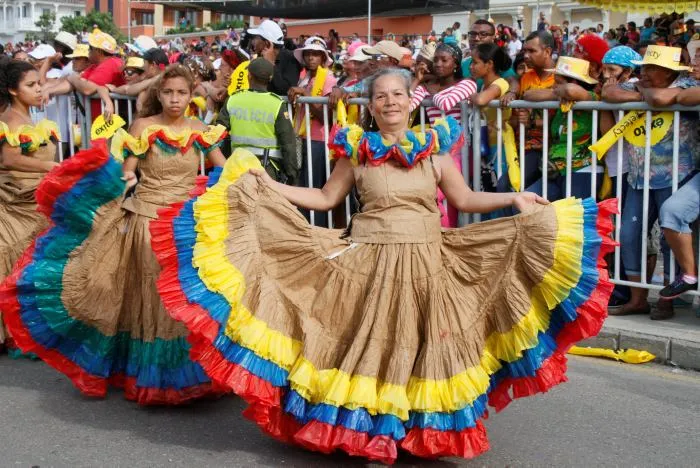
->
xmin=50 ymin=93 xmax=700 ymax=297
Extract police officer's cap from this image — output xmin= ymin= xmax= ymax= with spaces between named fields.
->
xmin=248 ymin=57 xmax=274 ymax=82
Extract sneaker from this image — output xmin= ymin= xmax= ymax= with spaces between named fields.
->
xmin=659 ymin=277 xmax=697 ymax=299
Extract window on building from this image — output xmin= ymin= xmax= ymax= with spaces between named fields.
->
xmin=22 ymin=5 xmax=28 ymax=17
xmin=108 ymin=0 xmax=113 ymax=13
xmin=141 ymin=12 xmax=154 ymax=25
xmin=75 ymin=11 xmax=81 ymax=16
xmin=42 ymin=8 xmax=50 ymax=16
xmin=95 ymin=0 xmax=100 ymax=11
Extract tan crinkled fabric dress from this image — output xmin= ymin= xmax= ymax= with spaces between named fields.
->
xmin=0 ymin=124 xmax=227 ymax=404
xmin=149 ymin=118 xmax=614 ymax=463
xmin=0 ymin=120 xmax=57 ymax=346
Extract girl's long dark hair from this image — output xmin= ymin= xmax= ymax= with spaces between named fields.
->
xmin=139 ymin=64 xmax=195 ymax=118
xmin=0 ymin=56 xmax=35 ymax=109
xmin=473 ymin=43 xmax=513 ymax=73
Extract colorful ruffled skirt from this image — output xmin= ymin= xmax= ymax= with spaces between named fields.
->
xmin=151 ymin=152 xmax=615 ymax=462
xmin=0 ymin=144 xmax=219 ymax=404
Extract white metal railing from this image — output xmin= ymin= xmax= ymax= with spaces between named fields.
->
xmin=41 ymin=93 xmax=700 ymax=296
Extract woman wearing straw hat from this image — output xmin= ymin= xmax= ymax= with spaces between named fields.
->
xmin=604 ymin=45 xmax=700 ymax=320
xmin=288 ymin=36 xmax=337 ymax=227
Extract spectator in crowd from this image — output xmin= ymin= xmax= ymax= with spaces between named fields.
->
xmin=597 ymin=24 xmax=605 ymax=38
xmin=626 ymin=21 xmax=641 ymax=46
xmin=605 ymin=29 xmax=619 ymax=48
xmin=499 ymin=31 xmax=556 ymax=194
xmin=462 ymin=19 xmax=519 ymax=94
xmin=524 ymin=56 xmax=601 ymax=201
xmin=469 ymin=43 xmax=515 ymax=195
xmin=513 ymin=52 xmax=528 ymax=77
xmin=13 ymin=50 xmax=29 ymax=62
xmin=81 ymin=30 xmax=124 ymax=121
xmin=572 ymin=33 xmax=609 ymax=82
xmin=537 ymin=11 xmax=549 ymax=32
xmin=280 ymin=23 xmax=296 ymax=51
xmin=107 ymin=47 xmax=169 ymax=112
xmin=288 ymin=36 xmax=337 ymax=227
xmin=328 ymin=29 xmax=340 ymax=56
xmin=248 ymin=20 xmax=301 ymax=95
xmin=641 ymin=17 xmax=656 ymax=42
xmin=507 ymin=32 xmax=522 ymax=61
xmin=452 ymin=22 xmax=463 ymax=45
xmin=410 ymin=42 xmax=477 ymax=226
xmin=123 ymin=57 xmax=146 ymax=84
xmin=604 ymin=45 xmax=699 ymax=319
xmin=125 ymin=35 xmax=157 ymax=57
xmin=657 ymin=86 xmax=700 ymax=302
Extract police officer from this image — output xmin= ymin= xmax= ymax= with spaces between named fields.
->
xmin=217 ymin=57 xmax=299 ymax=184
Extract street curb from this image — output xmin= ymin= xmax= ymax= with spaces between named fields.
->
xmin=578 ymin=327 xmax=700 ymax=371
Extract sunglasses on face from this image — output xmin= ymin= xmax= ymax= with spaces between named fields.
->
xmin=468 ymin=31 xmax=494 ymax=38
xmin=124 ymin=68 xmax=143 ymax=76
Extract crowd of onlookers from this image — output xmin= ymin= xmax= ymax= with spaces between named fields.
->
xmin=1 ymin=12 xmax=700 ymax=320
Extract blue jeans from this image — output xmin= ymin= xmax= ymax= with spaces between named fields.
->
xmin=659 ymin=171 xmax=700 ymax=234
xmin=526 ymin=171 xmax=603 ymax=201
xmin=621 ymin=185 xmax=672 ymax=278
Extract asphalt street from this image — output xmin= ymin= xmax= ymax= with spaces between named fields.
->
xmin=1 ymin=355 xmax=698 ymax=467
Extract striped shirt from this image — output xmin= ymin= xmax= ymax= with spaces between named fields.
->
xmin=410 ymin=79 xmax=478 ymax=124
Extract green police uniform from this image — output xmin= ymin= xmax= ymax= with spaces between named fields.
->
xmin=217 ymin=89 xmax=299 ymax=184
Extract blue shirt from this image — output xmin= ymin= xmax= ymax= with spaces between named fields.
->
xmin=461 ymin=57 xmax=517 ymax=90
xmin=620 ymin=76 xmax=700 ymax=189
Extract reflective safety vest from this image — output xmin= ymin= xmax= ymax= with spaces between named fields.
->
xmin=226 ymin=90 xmax=283 ymax=150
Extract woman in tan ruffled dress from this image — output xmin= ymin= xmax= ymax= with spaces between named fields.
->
xmin=151 ymin=67 xmax=616 ymax=462
xmin=0 ymin=57 xmax=59 ymax=353
xmin=1 ymin=64 xmax=229 ymax=404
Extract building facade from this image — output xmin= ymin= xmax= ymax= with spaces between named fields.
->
xmin=0 ymin=0 xmax=85 ymax=43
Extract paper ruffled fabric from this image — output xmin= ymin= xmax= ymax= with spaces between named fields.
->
xmin=0 ymin=120 xmax=60 ymax=154
xmin=329 ymin=117 xmax=464 ymax=168
xmin=0 ymin=141 xmax=219 ymax=405
xmin=109 ymin=123 xmax=227 ymax=162
xmin=150 ymin=149 xmax=616 ymax=463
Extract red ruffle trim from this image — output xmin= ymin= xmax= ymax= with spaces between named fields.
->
xmin=488 ymin=199 xmax=617 ymax=413
xmin=109 ymin=374 xmax=221 ymax=406
xmin=401 ymin=420 xmax=490 ymax=460
xmin=146 ymin=129 xmax=227 ymax=155
xmin=35 ymin=141 xmax=110 ymax=218
xmin=0 ymin=239 xmax=109 ymax=398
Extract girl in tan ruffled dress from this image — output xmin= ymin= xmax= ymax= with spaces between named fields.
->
xmin=1 ymin=64 xmax=229 ymax=405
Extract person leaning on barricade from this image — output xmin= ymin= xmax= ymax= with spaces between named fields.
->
xmin=247 ymin=20 xmax=301 ymax=95
xmin=107 ymin=47 xmax=169 ymax=112
xmin=216 ymin=58 xmax=298 ymax=185
xmin=600 ymin=45 xmax=700 ymax=320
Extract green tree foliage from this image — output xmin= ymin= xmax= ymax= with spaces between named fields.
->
xmin=60 ymin=10 xmax=126 ymax=43
xmin=34 ymin=11 xmax=56 ymax=42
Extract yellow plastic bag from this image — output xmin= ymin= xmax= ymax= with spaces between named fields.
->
xmin=568 ymin=346 xmax=656 ymax=364
xmin=589 ymin=111 xmax=673 ymax=159
xmin=503 ymin=122 xmax=520 ymax=192
xmin=90 ymin=114 xmax=126 ymax=141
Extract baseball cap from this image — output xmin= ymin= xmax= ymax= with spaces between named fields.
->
xmin=247 ymin=20 xmax=284 ymax=45
xmin=125 ymin=57 xmax=145 ymax=70
xmin=142 ymin=47 xmax=169 ymax=66
xmin=125 ymin=35 xmax=158 ymax=55
xmin=363 ymin=40 xmax=405 ymax=61
xmin=54 ymin=31 xmax=78 ymax=51
xmin=248 ymin=57 xmax=274 ymax=82
xmin=66 ymin=44 xmax=89 ymax=59
xmin=348 ymin=45 xmax=372 ymax=62
xmin=29 ymin=44 xmax=57 ymax=60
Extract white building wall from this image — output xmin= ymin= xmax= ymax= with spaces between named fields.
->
xmin=0 ymin=0 xmax=85 ymax=44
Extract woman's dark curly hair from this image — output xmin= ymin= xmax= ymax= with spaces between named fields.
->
xmin=0 ymin=56 xmax=36 ymax=108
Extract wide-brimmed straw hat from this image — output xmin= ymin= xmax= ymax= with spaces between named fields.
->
xmin=546 ymin=56 xmax=598 ymax=85
xmin=293 ymin=36 xmax=333 ymax=67
xmin=631 ymin=45 xmax=691 ymax=71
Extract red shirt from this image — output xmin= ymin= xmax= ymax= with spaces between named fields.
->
xmin=82 ymin=56 xmax=125 ymax=121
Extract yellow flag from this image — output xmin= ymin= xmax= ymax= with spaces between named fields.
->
xmin=228 ymin=61 xmax=250 ymax=95
xmin=568 ymin=346 xmax=656 ymax=364
xmin=90 ymin=114 xmax=126 ymax=141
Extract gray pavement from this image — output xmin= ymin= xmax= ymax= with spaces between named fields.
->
xmin=1 ymin=355 xmax=699 ymax=467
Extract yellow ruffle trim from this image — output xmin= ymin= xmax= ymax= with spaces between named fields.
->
xmin=109 ymin=123 xmax=227 ymax=162
xmin=191 ymin=156 xmax=586 ymax=419
xmin=0 ymin=119 xmax=60 ymax=152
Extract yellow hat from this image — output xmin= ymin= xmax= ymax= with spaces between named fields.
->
xmin=66 ymin=44 xmax=89 ymax=58
xmin=88 ymin=31 xmax=118 ymax=55
xmin=546 ymin=56 xmax=598 ymax=85
xmin=631 ymin=45 xmax=690 ymax=71
xmin=125 ymin=57 xmax=145 ymax=70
